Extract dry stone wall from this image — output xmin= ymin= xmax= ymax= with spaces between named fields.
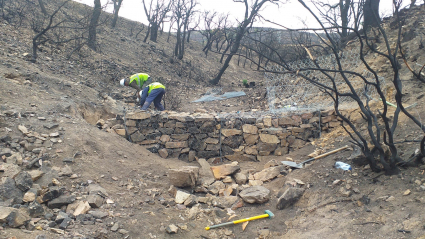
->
xmin=115 ymin=110 xmax=342 ymax=162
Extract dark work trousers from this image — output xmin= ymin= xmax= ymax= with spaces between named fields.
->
xmin=141 ymin=88 xmax=165 ymax=111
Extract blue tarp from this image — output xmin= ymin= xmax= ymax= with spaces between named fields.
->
xmin=192 ymin=91 xmax=246 ymax=103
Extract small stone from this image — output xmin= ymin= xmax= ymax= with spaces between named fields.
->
xmin=59 ymin=217 xmax=72 ymax=229
xmin=47 ymin=195 xmax=76 ymax=208
xmin=87 ymin=194 xmax=104 ymax=208
xmin=23 ymin=190 xmax=37 ymax=202
xmin=175 ymin=191 xmax=191 ymax=204
xmin=55 ymin=211 xmax=69 ymax=223
xmin=386 ymin=196 xmax=395 ymax=202
xmin=59 ymin=165 xmax=72 ymax=177
xmin=89 ymin=210 xmax=109 ymax=219
xmin=28 ymin=170 xmax=44 ymax=181
xmin=234 ymin=173 xmax=247 ymax=185
xmin=14 ymin=171 xmax=33 ymax=191
xmin=62 ymin=158 xmax=74 ymax=163
xmin=73 ymin=201 xmax=91 ymax=216
xmin=0 ymin=148 xmax=12 ymax=157
xmin=222 ymin=176 xmax=233 ymax=183
xmin=403 ymin=189 xmax=411 ymax=196
xmin=118 ymin=229 xmax=129 ymax=234
xmin=18 ymin=125 xmax=29 ymax=134
xmin=52 ymin=178 xmax=61 ymax=186
xmin=158 ymin=149 xmax=168 ymax=158
xmin=339 ymin=187 xmax=352 ymax=197
xmin=50 ymin=228 xmax=65 ymax=234
xmin=166 ymin=224 xmax=179 ymax=234
xmin=111 ymin=222 xmax=119 ymax=232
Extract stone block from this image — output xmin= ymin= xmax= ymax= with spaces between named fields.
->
xmin=197 ymin=150 xmax=219 ymax=159
xmin=242 ymin=124 xmax=258 ymax=134
xmin=329 ymin=121 xmax=341 ymax=127
xmin=126 ymin=111 xmax=151 ymax=120
xmin=239 ymin=186 xmax=270 ymax=204
xmin=165 ymin=141 xmax=188 ymax=149
xmin=278 ymin=117 xmax=298 ymax=126
xmin=244 ymin=134 xmax=259 ymax=145
xmin=225 ymin=154 xmax=256 ymax=162
xmin=171 ymin=134 xmax=190 ymax=141
xmin=210 ymin=163 xmax=240 ymax=179
xmin=221 ymin=129 xmax=242 ymax=137
xmin=125 ymin=120 xmax=137 ymax=127
xmin=276 ymin=188 xmax=305 ymax=210
xmin=158 ymin=148 xmax=169 ymax=158
xmin=158 ymin=128 xmax=174 ymax=134
xmin=141 ymin=139 xmax=158 ymax=145
xmin=188 ymin=151 xmax=196 ymax=161
xmin=244 ymin=146 xmax=258 ymax=155
xmin=130 ymin=132 xmax=145 ymax=142
xmin=204 ymin=138 xmax=219 ymax=144
xmin=259 ymin=134 xmax=280 ymax=144
xmin=168 ymin=166 xmax=199 ymax=188
xmin=160 ymin=135 xmax=171 ymax=142
xmin=263 ymin=117 xmax=272 ymax=127
xmin=206 ymin=144 xmax=220 ymax=151
xmin=222 ymin=135 xmax=243 ymax=148
xmin=253 ymin=166 xmax=284 ymax=182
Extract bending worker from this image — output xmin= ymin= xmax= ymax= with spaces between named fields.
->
xmin=120 ymin=73 xmax=152 ymax=101
xmin=139 ymin=82 xmax=166 ymax=111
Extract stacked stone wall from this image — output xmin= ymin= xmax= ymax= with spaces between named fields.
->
xmin=118 ymin=110 xmax=342 ymax=162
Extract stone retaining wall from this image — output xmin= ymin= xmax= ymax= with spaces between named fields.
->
xmin=113 ymin=110 xmax=342 ymax=162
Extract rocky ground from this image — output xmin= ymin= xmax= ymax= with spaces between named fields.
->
xmin=1 ymin=2 xmax=425 ymax=239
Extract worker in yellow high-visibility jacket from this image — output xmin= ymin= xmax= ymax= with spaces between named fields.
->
xmin=139 ymin=82 xmax=166 ymax=111
xmin=120 ymin=73 xmax=151 ymax=101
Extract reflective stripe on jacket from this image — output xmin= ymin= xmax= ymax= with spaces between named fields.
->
xmin=129 ymin=73 xmax=149 ymax=88
xmin=148 ymin=82 xmax=165 ymax=94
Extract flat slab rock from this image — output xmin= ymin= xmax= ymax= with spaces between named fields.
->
xmin=239 ymin=186 xmax=270 ymax=204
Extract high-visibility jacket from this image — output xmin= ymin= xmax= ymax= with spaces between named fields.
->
xmin=147 ymin=82 xmax=165 ymax=94
xmin=129 ymin=73 xmax=150 ymax=88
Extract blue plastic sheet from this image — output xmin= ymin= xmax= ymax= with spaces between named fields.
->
xmin=192 ymin=91 xmax=246 ymax=103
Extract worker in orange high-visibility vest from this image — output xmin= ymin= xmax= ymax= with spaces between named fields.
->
xmin=119 ymin=73 xmax=151 ymax=101
xmin=138 ymin=82 xmax=166 ymax=111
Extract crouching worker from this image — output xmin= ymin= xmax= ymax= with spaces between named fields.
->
xmin=139 ymin=82 xmax=166 ymax=111
xmin=120 ymin=73 xmax=152 ymax=102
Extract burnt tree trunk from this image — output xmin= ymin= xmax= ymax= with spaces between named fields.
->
xmin=111 ymin=0 xmax=123 ymax=28
xmin=88 ymin=0 xmax=101 ymax=51
xmin=363 ymin=0 xmax=380 ymax=30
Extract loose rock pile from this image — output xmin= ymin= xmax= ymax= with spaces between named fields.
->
xmin=164 ymin=159 xmax=307 ymax=235
xmin=106 ymin=110 xmax=342 ymax=162
xmin=0 ymin=110 xmax=125 ymax=238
